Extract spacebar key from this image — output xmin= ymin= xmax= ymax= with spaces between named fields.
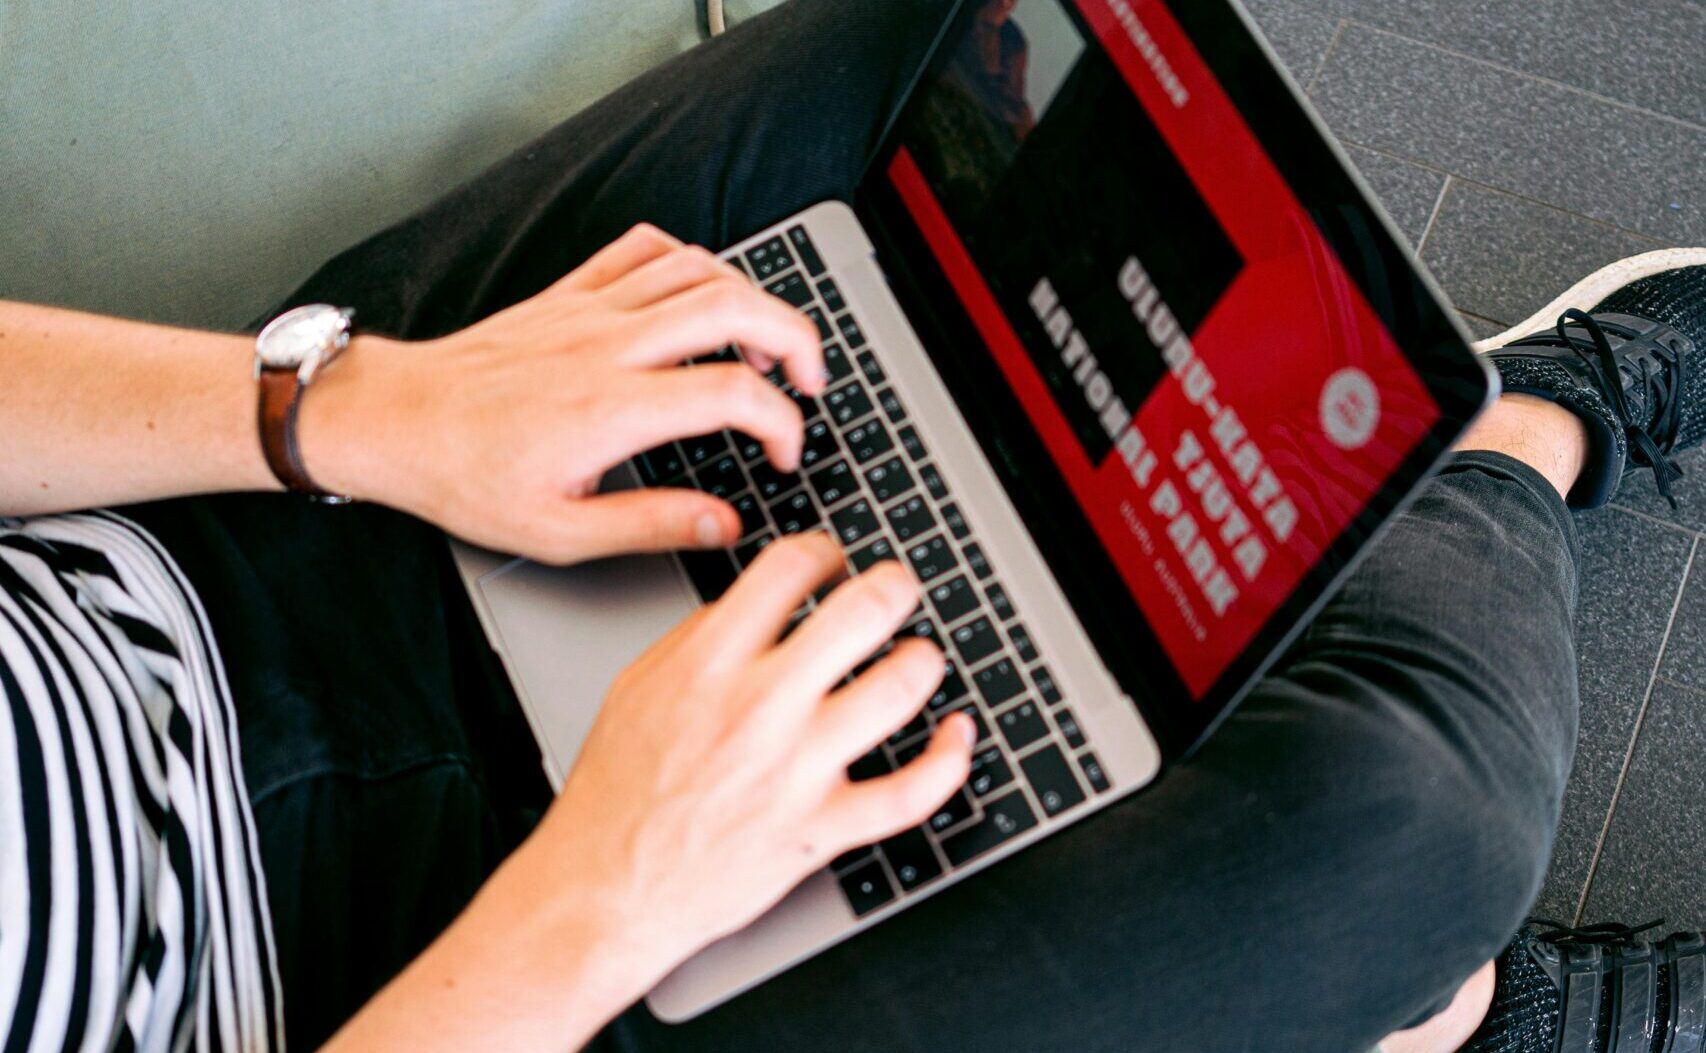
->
xmin=940 ymin=790 xmax=1037 ymax=867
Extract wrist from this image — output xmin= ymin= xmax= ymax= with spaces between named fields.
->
xmin=295 ymin=333 xmax=412 ymax=505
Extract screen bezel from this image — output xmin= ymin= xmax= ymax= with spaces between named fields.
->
xmin=852 ymin=0 xmax=1495 ymax=761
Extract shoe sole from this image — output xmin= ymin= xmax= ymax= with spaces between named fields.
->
xmin=1473 ymin=246 xmax=1706 ymax=353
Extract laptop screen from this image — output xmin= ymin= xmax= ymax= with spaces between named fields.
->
xmin=856 ymin=0 xmax=1491 ymax=757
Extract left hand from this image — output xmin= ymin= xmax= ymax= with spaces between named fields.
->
xmin=303 ymin=223 xmax=826 ymax=563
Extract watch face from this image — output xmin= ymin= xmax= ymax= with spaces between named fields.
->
xmin=257 ymin=304 xmax=350 ymax=371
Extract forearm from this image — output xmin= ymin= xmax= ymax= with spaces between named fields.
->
xmin=318 ymin=835 xmax=666 ymax=1053
xmin=0 ymin=300 xmax=286 ymax=514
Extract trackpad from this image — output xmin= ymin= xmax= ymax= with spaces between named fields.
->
xmin=478 ymin=552 xmax=698 ymax=788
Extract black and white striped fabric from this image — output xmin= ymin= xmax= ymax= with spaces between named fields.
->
xmin=0 ymin=512 xmax=282 ymax=1053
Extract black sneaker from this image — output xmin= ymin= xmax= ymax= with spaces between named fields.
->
xmin=1483 ymin=249 xmax=1706 ymax=509
xmin=1461 ymin=918 xmax=1706 ymax=1053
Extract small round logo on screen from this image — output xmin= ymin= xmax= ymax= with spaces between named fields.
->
xmin=1320 ymin=367 xmax=1381 ymax=450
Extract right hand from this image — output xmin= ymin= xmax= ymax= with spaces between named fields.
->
xmin=532 ymin=532 xmax=977 ymax=984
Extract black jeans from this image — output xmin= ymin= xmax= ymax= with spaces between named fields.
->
xmin=135 ymin=1 xmax=1581 ymax=1050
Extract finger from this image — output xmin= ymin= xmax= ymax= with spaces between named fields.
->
xmin=598 ymin=244 xmax=745 ymax=311
xmin=607 ymin=366 xmax=806 ymax=471
xmin=769 ymin=561 xmax=922 ymax=700
xmin=803 ymin=638 xmax=945 ymax=769
xmin=556 ymin=223 xmax=683 ymax=293
xmin=527 ymin=488 xmax=741 ymax=565
xmin=703 ymin=532 xmax=847 ymax=657
xmin=816 ymin=716 xmax=976 ymax=846
xmin=622 ymin=281 xmax=825 ymax=394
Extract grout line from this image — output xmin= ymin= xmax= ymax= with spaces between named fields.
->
xmin=1602 ymin=501 xmax=1706 ymax=542
xmin=1303 ymin=20 xmax=1348 ymax=95
xmin=1331 ymin=137 xmax=1675 ymax=250
xmin=1415 ymin=175 xmax=1453 ymax=255
xmin=1573 ymin=535 xmax=1699 ymax=925
xmin=1339 ymin=20 xmax=1706 ymax=135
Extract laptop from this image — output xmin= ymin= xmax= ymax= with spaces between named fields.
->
xmin=451 ymin=0 xmax=1494 ymax=1022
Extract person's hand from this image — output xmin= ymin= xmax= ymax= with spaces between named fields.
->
xmin=530 ymin=533 xmax=977 ymax=984
xmin=304 ymin=223 xmax=826 ymax=563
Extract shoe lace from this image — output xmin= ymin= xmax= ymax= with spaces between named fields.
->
xmin=1557 ymin=308 xmax=1687 ymax=507
xmin=1529 ymin=916 xmax=1666 ymax=947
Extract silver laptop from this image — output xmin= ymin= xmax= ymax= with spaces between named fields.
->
xmin=453 ymin=0 xmax=1491 ymax=1022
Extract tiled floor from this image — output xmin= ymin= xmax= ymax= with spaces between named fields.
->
xmin=1240 ymin=0 xmax=1706 ymax=927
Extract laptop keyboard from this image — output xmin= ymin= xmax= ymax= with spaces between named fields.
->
xmin=631 ymin=224 xmax=1112 ymax=917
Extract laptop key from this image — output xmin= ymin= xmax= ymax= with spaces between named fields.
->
xmin=786 ymin=225 xmax=826 ymax=277
xmin=765 ymin=271 xmax=813 ymax=308
xmin=927 ymin=788 xmax=976 ymax=834
xmin=973 ymin=658 xmax=1024 ymax=708
xmin=748 ymin=461 xmax=801 ymax=502
xmin=697 ymin=454 xmax=745 ymax=499
xmin=817 ymin=277 xmax=846 ymax=313
xmin=831 ymin=845 xmax=875 ymax=873
xmin=927 ymin=575 xmax=979 ymax=625
xmin=985 ymin=582 xmax=1015 ymax=621
xmin=1010 ymin=623 xmax=1038 ymax=664
xmin=1054 ymin=707 xmax=1087 ymax=750
xmin=885 ymin=711 xmax=928 ymax=747
xmin=795 ymin=422 xmax=835 ymax=472
xmin=682 ymin=432 xmax=731 ymax=468
xmin=1021 ymin=744 xmax=1087 ymax=818
xmin=897 ymin=614 xmax=942 ymax=650
xmin=897 ymin=424 xmax=926 ymax=462
xmin=951 ymin=616 xmax=1001 ymax=667
xmin=823 ymin=340 xmax=854 ymax=383
xmin=941 ymin=501 xmax=970 ymax=540
xmin=837 ymin=858 xmax=896 ymax=917
xmin=996 ymin=699 xmax=1049 ymax=752
xmin=805 ymin=306 xmax=832 ymax=342
xmin=734 ymin=535 xmax=772 ymax=568
xmin=919 ymin=462 xmax=949 ymax=501
xmin=964 ymin=542 xmax=993 ymax=580
xmin=836 ymin=313 xmax=867 ymax=349
xmin=636 ymin=443 xmax=686 ymax=485
xmin=831 ymin=499 xmax=881 ymax=547
xmin=1078 ymin=751 xmax=1111 ymax=793
xmin=824 ymin=380 xmax=874 ymax=426
xmin=926 ymin=661 xmax=969 ymax=710
xmin=1031 ymin=665 xmax=1063 ymax=706
xmin=865 ymin=457 xmax=915 ymax=505
xmin=941 ymin=702 xmax=991 ymax=745
xmin=679 ymin=551 xmax=738 ymax=601
xmin=885 ymin=495 xmax=935 ymax=542
xmin=809 ymin=458 xmax=857 ymax=507
xmin=968 ymin=746 xmax=1014 ymax=798
xmin=771 ymin=490 xmax=820 ymax=535
xmin=880 ymin=828 xmax=943 ymax=891
xmin=849 ymin=536 xmax=898 ymax=572
xmin=731 ymin=492 xmax=766 ymax=538
xmin=731 ymin=431 xmax=766 ymax=464
xmin=845 ymin=418 xmax=893 ymax=464
xmin=745 ymin=236 xmax=795 ymax=281
xmin=941 ymin=791 xmax=1037 ymax=868
xmin=906 ymin=536 xmax=957 ymax=582
xmin=877 ymin=388 xmax=906 ymax=423
xmin=856 ymin=350 xmax=887 ymax=387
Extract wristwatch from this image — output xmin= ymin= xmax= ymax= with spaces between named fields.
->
xmin=254 ymin=303 xmax=356 ymax=503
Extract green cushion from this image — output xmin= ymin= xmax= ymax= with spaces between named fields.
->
xmin=0 ymin=0 xmax=783 ymax=330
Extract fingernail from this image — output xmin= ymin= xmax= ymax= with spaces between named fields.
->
xmin=954 ymin=714 xmax=977 ymax=749
xmin=696 ymin=512 xmax=728 ymax=547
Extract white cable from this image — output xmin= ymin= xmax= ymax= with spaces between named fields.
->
xmin=706 ymin=0 xmax=727 ymax=36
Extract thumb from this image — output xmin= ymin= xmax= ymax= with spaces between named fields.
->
xmin=533 ymin=488 xmax=743 ymax=564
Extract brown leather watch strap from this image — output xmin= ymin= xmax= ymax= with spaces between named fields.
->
xmin=257 ymin=368 xmax=326 ymax=496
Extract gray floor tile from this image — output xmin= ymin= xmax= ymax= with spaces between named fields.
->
xmin=1267 ymin=0 xmax=1706 ymax=130
xmin=1339 ymin=144 xmax=1445 ymax=248
xmin=1657 ymin=545 xmax=1706 ymax=691
xmin=1611 ymin=446 xmax=1706 ymax=533
xmin=1534 ymin=509 xmax=1695 ymax=921
xmin=1237 ymin=0 xmax=1342 ymax=84
xmin=1310 ymin=24 xmax=1706 ymax=245
xmin=1582 ymin=677 xmax=1706 ymax=926
xmin=1419 ymin=179 xmax=1665 ymax=326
